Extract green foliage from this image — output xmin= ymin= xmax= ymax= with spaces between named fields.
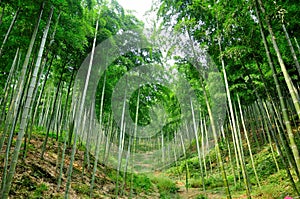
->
xmin=253 ymin=182 xmax=296 ymax=199
xmin=250 ymin=146 xmax=283 ymax=179
xmin=129 ymin=174 xmax=153 ymax=193
xmin=1 ymin=0 xmax=300 ymax=198
xmin=203 ymin=175 xmax=224 ymax=189
xmin=150 ymin=175 xmax=179 ymax=198
xmin=157 ymin=0 xmax=300 ymax=105
xmin=32 ymin=183 xmax=49 ymax=198
xmin=107 ymin=169 xmax=123 ymax=182
xmin=195 ymin=194 xmax=208 ymax=199
xmin=189 ymin=178 xmax=202 ymax=188
xmin=72 ymin=183 xmax=90 ymax=196
xmin=12 ymin=176 xmax=48 ymax=198
xmin=106 ymin=169 xmax=153 ymax=194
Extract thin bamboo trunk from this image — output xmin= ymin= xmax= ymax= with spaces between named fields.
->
xmin=0 ymin=8 xmax=19 ymax=57
xmin=90 ymin=73 xmax=106 ymax=197
xmin=222 ymin=126 xmax=237 ymax=187
xmin=64 ymin=111 xmax=81 ymax=199
xmin=204 ymin=117 xmax=213 ymax=175
xmin=260 ymin=103 xmax=280 ymax=173
xmin=0 ymin=6 xmax=52 ymax=198
xmin=129 ymin=87 xmax=140 ymax=197
xmin=179 ymin=132 xmax=189 ymax=192
xmin=237 ymin=96 xmax=261 ymax=188
xmin=0 ymin=48 xmax=19 ymax=129
xmin=28 ymin=12 xmax=61 ymax=137
xmin=57 ymin=100 xmax=77 ymax=191
xmin=233 ymin=101 xmax=251 ymax=196
xmin=267 ymin=100 xmax=300 ymax=178
xmin=254 ymin=0 xmax=300 ymax=175
xmin=282 ymin=23 xmax=300 ymax=77
xmin=227 ymin=111 xmax=241 ymax=185
xmin=190 ymin=99 xmax=206 ymax=192
xmin=41 ymin=73 xmax=63 ymax=159
xmin=263 ymin=102 xmax=300 ymax=196
xmin=81 ymin=105 xmax=93 ymax=179
xmin=200 ymin=117 xmax=208 ymax=178
xmin=0 ymin=1 xmax=44 ymax=152
xmin=65 ymin=15 xmax=99 ymax=199
xmin=294 ymin=37 xmax=300 ymax=55
xmin=115 ymin=90 xmax=127 ymax=197
xmin=257 ymin=0 xmax=300 ymax=120
xmin=218 ymin=31 xmax=250 ymax=197
xmin=203 ymin=80 xmax=231 ymax=199
xmin=247 ymin=107 xmax=260 ymax=148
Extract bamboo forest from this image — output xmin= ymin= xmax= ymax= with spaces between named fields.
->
xmin=1 ymin=0 xmax=300 ymax=198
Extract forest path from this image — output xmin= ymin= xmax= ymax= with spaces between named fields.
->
xmin=177 ymin=184 xmax=248 ymax=199
xmin=173 ymin=179 xmax=248 ymax=199
xmin=176 ymin=183 xmax=225 ymax=199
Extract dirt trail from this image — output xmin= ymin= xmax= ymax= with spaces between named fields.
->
xmin=177 ymin=185 xmax=224 ymax=199
xmin=177 ymin=186 xmax=249 ymax=199
xmin=178 ymin=187 xmax=202 ymax=199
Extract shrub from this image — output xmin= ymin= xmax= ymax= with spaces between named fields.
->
xmin=189 ymin=178 xmax=202 ymax=188
xmin=131 ymin=174 xmax=152 ymax=193
xmin=150 ymin=175 xmax=179 ymax=198
xmin=32 ymin=183 xmax=48 ymax=198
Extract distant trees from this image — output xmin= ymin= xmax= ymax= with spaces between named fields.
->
xmin=0 ymin=0 xmax=144 ymax=198
xmin=157 ymin=0 xmax=300 ymax=197
xmin=0 ymin=0 xmax=299 ymax=198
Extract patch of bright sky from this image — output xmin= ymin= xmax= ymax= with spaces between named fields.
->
xmin=116 ymin=0 xmax=178 ymax=75
xmin=117 ymin=0 xmax=154 ymax=23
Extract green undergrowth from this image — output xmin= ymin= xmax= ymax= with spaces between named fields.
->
xmin=165 ymin=142 xmax=300 ymax=198
xmin=149 ymin=174 xmax=180 ymax=199
xmin=4 ymin=126 xmax=300 ymax=198
xmin=0 ymin=127 xmax=162 ymax=198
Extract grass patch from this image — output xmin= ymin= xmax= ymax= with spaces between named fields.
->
xmin=72 ymin=183 xmax=90 ymax=196
xmin=150 ymin=174 xmax=179 ymax=198
xmin=32 ymin=183 xmax=49 ymax=198
xmin=130 ymin=174 xmax=153 ymax=193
